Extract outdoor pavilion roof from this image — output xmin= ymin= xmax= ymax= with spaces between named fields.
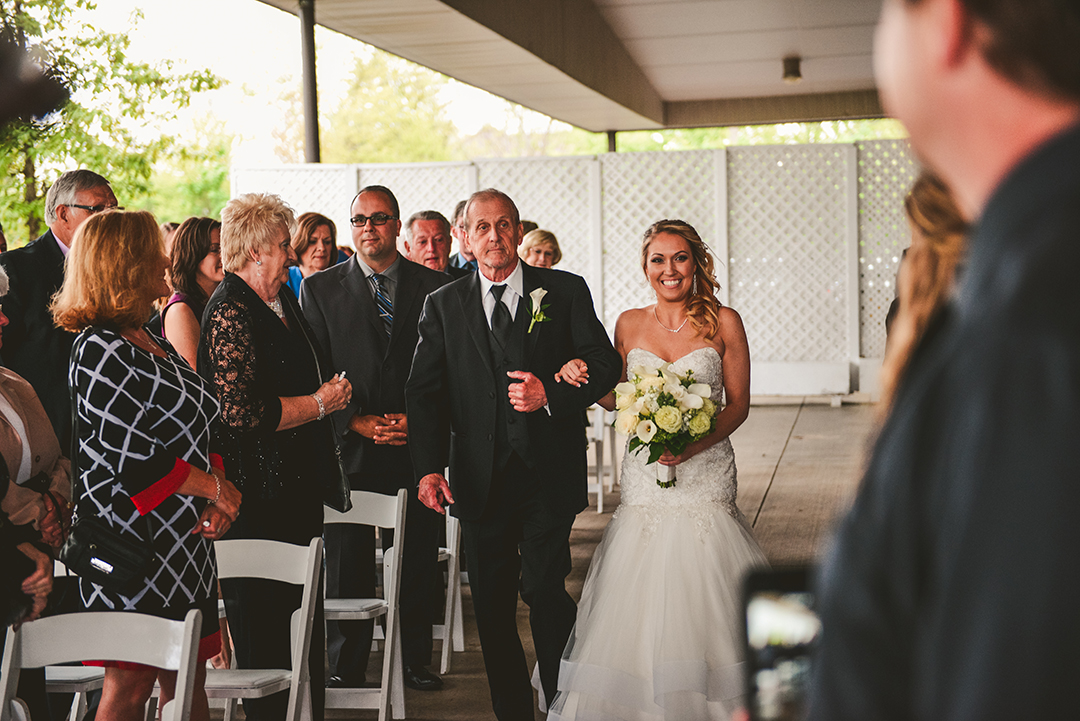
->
xmin=254 ymin=0 xmax=886 ymax=133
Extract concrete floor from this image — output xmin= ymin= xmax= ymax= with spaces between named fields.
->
xmin=325 ymin=401 xmax=878 ymax=720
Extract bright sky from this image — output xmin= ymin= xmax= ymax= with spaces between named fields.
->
xmin=92 ymin=0 xmax=521 ymax=164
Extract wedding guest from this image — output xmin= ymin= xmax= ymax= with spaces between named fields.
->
xmin=1 ymin=475 xmax=51 ymax=628
xmin=447 ymin=200 xmax=476 ymax=272
xmin=0 ymin=169 xmax=117 ymax=450
xmin=200 ymin=193 xmax=351 ymax=721
xmin=53 ymin=209 xmax=241 ymax=721
xmin=286 ymin=212 xmax=337 ymax=298
xmin=162 ymin=217 xmax=224 ymax=369
xmin=160 ymin=221 xmax=180 ymax=253
xmin=519 ymin=229 xmax=562 ymax=269
xmin=403 ymin=209 xmax=468 ymax=278
xmin=808 ymin=0 xmax=1080 ymax=718
xmin=302 ymin=186 xmax=450 ymax=691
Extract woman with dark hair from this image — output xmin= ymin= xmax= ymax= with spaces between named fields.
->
xmin=52 ymin=209 xmax=241 ymax=721
xmin=162 ymin=217 xmax=224 ymax=369
xmin=286 ymin=212 xmax=337 ymax=298
xmin=549 ymin=219 xmax=766 ymax=721
xmin=200 ymin=193 xmax=351 ymax=721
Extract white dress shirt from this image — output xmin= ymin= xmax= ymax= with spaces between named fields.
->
xmin=478 ymin=260 xmax=524 ymax=329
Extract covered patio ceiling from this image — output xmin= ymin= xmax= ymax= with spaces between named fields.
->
xmin=257 ymin=0 xmax=886 ymax=133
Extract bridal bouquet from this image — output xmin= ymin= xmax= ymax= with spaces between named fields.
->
xmin=613 ymin=361 xmax=718 ymax=488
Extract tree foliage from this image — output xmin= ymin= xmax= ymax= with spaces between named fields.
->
xmin=0 ymin=0 xmax=220 ymax=245
xmin=136 ymin=116 xmax=235 ymax=224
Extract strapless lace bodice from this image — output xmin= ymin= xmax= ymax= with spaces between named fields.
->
xmin=617 ymin=347 xmax=743 ymax=531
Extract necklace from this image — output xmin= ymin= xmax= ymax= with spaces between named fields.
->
xmin=265 ymin=295 xmax=285 ymax=320
xmin=653 ymin=306 xmax=688 ymax=333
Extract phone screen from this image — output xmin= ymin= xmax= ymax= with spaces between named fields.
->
xmin=744 ymin=568 xmax=819 ymax=721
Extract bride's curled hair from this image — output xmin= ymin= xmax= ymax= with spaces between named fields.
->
xmin=641 ymin=219 xmax=722 ymax=339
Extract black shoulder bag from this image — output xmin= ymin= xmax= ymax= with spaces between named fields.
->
xmin=59 ymin=330 xmax=157 ymax=596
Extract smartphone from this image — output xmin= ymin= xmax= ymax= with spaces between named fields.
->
xmin=743 ymin=566 xmax=819 ymax=721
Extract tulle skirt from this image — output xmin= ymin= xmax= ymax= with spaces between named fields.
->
xmin=547 ymin=502 xmax=768 ymax=721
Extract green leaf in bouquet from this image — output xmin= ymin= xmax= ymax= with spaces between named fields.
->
xmin=647 ymin=444 xmax=665 ymax=465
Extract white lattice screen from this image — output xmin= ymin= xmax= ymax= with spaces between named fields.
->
xmin=233 ymin=139 xmax=917 ymax=394
xmin=856 ymin=140 xmax=920 ymax=357
xmin=727 ymin=145 xmax=850 ymax=363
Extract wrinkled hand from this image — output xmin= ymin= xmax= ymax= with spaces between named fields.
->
xmin=374 ymin=413 xmax=408 ymax=446
xmin=38 ymin=493 xmax=66 ymax=549
xmin=194 ymin=504 xmax=233 ymax=539
xmin=555 ymin=359 xmax=589 ymax=387
xmin=316 ymin=374 xmax=352 ymax=415
xmin=506 ymin=371 xmax=548 ymax=413
xmin=418 ymin=473 xmax=454 ymax=514
xmin=211 ymin=475 xmax=242 ymax=522
xmin=17 ymin=542 xmax=52 ymax=625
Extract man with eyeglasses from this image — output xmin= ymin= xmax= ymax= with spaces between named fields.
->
xmin=300 ymin=184 xmax=450 ymax=692
xmin=0 ymin=169 xmax=117 ymax=449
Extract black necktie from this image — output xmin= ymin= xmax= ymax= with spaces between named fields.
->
xmin=490 ymin=284 xmax=512 ymax=348
xmin=371 ymin=273 xmax=393 ymax=338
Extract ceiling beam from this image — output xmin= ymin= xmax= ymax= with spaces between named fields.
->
xmin=664 ymin=89 xmax=885 ymax=129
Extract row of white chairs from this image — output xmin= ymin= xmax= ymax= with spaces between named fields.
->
xmin=2 ymin=489 xmax=465 ymax=721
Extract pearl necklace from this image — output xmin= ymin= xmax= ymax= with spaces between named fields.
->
xmin=653 ymin=306 xmax=688 ymax=333
xmin=265 ymin=295 xmax=285 ymax=320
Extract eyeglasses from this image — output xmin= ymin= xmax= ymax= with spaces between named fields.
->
xmin=66 ymin=204 xmax=123 ymax=214
xmin=350 ymin=213 xmax=397 ymax=228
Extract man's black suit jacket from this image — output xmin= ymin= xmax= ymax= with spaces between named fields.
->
xmin=301 ymin=255 xmax=450 ymax=495
xmin=0 ymin=230 xmax=75 ymax=449
xmin=406 ymin=264 xmax=620 ymax=520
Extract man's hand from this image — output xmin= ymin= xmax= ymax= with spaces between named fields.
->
xmin=16 ymin=542 xmax=52 ymax=625
xmin=418 ymin=473 xmax=454 ymax=514
xmin=38 ymin=492 xmax=66 ymax=549
xmin=506 ymin=371 xmax=548 ymax=413
xmin=350 ymin=413 xmax=408 ymax=445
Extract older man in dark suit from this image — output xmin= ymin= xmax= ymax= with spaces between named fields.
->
xmin=301 ymin=185 xmax=450 ymax=692
xmin=0 ymin=169 xmax=116 ymax=449
xmin=407 ymin=188 xmax=620 ymax=719
xmin=403 ymin=210 xmax=470 ymax=279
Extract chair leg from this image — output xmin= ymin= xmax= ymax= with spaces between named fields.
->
xmin=390 ymin=621 xmax=404 ymax=721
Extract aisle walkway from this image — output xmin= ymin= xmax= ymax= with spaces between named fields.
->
xmin=331 ymin=401 xmax=878 ymax=720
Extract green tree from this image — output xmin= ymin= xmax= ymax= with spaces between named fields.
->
xmin=0 ymin=0 xmax=220 ymax=245
xmin=136 ymin=116 xmax=235 ymax=223
xmin=322 ymin=51 xmax=459 ymax=163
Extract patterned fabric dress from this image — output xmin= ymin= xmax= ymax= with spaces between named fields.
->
xmin=70 ymin=326 xmax=221 ymax=639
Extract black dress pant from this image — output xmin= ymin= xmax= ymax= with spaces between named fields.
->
xmin=325 ymin=486 xmax=441 ymax=680
xmin=221 ymin=492 xmax=325 ymax=721
xmin=460 ymin=452 xmax=577 ymax=721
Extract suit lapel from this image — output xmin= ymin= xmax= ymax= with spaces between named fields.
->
xmin=459 ymin=274 xmax=494 ymax=377
xmin=341 ymin=258 xmax=387 ymax=347
xmin=389 ymin=260 xmax=421 ymax=355
xmin=521 ymin=264 xmax=543 ymax=361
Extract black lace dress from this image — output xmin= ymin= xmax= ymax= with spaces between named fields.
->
xmin=198 ymin=272 xmax=332 ymax=721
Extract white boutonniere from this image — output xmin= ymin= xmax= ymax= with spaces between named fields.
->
xmin=528 ymin=287 xmax=551 ymax=333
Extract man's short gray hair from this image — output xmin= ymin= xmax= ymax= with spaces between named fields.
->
xmin=405 ymin=210 xmax=451 ymax=241
xmin=464 ymin=189 xmax=520 ymax=231
xmin=44 ymin=169 xmax=111 ymax=225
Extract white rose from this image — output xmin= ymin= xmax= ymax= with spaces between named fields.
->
xmin=644 ymin=397 xmax=660 ymax=414
xmin=529 ymin=287 xmax=548 ymax=309
xmin=615 ymin=411 xmax=639 ymax=436
xmin=615 ymin=393 xmax=634 ymax=410
xmin=632 ymin=398 xmax=647 ymax=414
xmin=640 ymin=376 xmax=664 ymax=391
xmin=688 ymin=383 xmax=711 ymax=398
xmin=614 ymin=381 xmax=636 ymax=396
xmin=635 ymin=419 xmax=657 ymax=443
xmin=631 ymin=364 xmax=659 ymax=378
xmin=679 ymin=393 xmax=704 ymax=410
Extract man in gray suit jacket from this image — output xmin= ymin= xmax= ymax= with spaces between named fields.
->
xmin=301 ymin=185 xmax=450 ymax=691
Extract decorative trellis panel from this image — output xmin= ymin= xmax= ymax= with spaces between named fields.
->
xmin=856 ymin=140 xmax=920 ymax=357
xmin=229 ymin=165 xmax=357 ymax=240
xmin=476 ymin=157 xmax=596 ymax=288
xmin=727 ymin=145 xmax=850 ymax=363
xmin=598 ymin=150 xmax=718 ymax=329
xmin=357 ymin=162 xmax=474 ymax=231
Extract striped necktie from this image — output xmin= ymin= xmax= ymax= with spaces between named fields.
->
xmin=371 ymin=273 xmax=393 ymax=338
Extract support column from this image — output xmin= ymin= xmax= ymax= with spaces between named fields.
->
xmin=299 ymin=0 xmax=320 ymax=163
xmin=607 ymin=130 xmax=617 ymax=153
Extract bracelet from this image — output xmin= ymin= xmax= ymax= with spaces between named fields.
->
xmin=313 ymin=392 xmax=326 ymax=421
xmin=210 ymin=474 xmax=221 ymax=505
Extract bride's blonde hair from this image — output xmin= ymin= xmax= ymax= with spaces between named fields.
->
xmin=640 ymin=219 xmax=722 ymax=340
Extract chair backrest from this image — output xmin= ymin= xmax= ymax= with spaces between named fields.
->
xmin=1 ymin=609 xmax=201 ymax=721
xmin=324 ymin=489 xmax=407 ymax=532
xmin=213 ymin=537 xmax=322 ymax=721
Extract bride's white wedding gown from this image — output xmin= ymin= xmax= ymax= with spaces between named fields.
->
xmin=548 ymin=347 xmax=768 ymax=721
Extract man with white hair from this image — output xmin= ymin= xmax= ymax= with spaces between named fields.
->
xmin=403 ymin=209 xmax=469 ymax=279
xmin=0 ymin=169 xmax=117 ymax=449
xmin=809 ymin=1 xmax=1080 ymax=719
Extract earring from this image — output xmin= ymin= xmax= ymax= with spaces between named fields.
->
xmin=255 ymin=260 xmax=262 ymax=266
xmin=692 ymin=274 xmax=698 ymax=295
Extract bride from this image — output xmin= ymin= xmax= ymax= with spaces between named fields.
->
xmin=549 ymin=219 xmax=767 ymax=720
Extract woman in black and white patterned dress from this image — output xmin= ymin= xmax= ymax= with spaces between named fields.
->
xmin=51 ymin=210 xmax=242 ymax=721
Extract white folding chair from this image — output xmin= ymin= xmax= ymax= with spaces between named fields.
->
xmin=194 ymin=537 xmax=322 ymax=721
xmin=432 ymin=512 xmax=463 ymax=674
xmin=587 ymin=406 xmax=616 ymax=512
xmin=2 ymin=609 xmax=202 ymax=721
xmin=41 ymin=560 xmax=105 ymax=721
xmin=323 ymin=489 xmax=406 ymax=721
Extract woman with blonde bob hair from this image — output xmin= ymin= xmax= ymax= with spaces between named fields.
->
xmin=549 ymin=218 xmax=764 ymax=721
xmin=519 ymin=228 xmax=562 ymax=269
xmin=198 ymin=193 xmax=351 ymax=721
xmin=52 ymin=210 xmax=241 ymax=721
